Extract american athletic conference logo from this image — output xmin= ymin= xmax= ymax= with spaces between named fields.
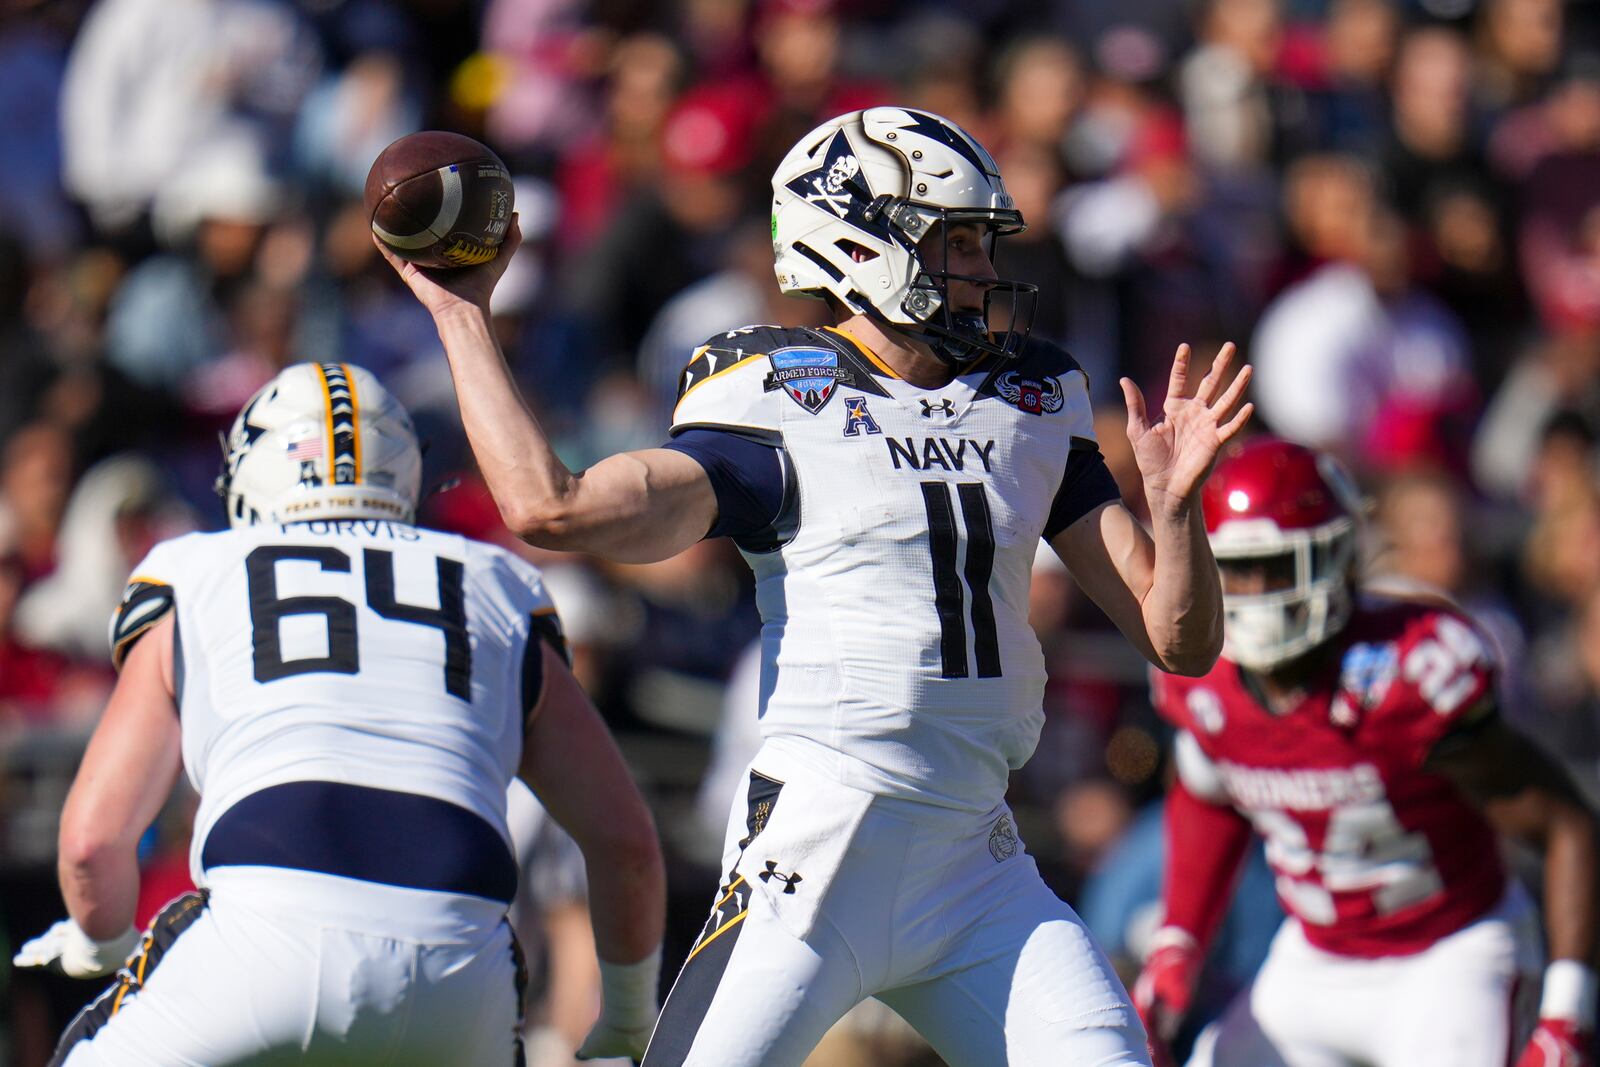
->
xmin=763 ymin=346 xmax=854 ymax=414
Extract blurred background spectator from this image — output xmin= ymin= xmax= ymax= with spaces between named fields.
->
xmin=4 ymin=0 xmax=1600 ymax=1063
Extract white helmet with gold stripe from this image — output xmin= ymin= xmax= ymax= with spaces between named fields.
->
xmin=216 ymin=362 xmax=421 ymax=528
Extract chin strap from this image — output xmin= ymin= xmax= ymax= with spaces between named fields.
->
xmin=851 ymin=300 xmax=993 ymax=369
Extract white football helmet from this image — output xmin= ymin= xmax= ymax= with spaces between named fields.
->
xmin=771 ymin=107 xmax=1037 ymax=366
xmin=216 ymin=362 xmax=422 ymax=528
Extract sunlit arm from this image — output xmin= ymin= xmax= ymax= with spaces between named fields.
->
xmin=431 ymin=304 xmax=717 ymax=564
xmin=57 ymin=614 xmax=182 ymax=940
xmin=1052 ymin=499 xmax=1224 ymax=677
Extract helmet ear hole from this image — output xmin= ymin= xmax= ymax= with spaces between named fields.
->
xmin=834 ymin=238 xmax=878 ymax=263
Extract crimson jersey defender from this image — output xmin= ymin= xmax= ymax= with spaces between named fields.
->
xmin=1153 ymin=595 xmax=1505 ymax=959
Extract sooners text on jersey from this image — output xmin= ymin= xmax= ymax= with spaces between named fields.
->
xmin=1153 ymin=596 xmax=1505 ymax=958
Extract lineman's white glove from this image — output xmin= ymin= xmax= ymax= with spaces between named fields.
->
xmin=13 ymin=918 xmax=139 ymax=979
xmin=576 ymin=947 xmax=662 ymax=1062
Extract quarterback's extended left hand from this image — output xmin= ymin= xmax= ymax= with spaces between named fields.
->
xmin=1516 ymin=1019 xmax=1592 ymax=1067
xmin=1121 ymin=341 xmax=1253 ymax=511
xmin=12 ymin=918 xmax=139 ymax=979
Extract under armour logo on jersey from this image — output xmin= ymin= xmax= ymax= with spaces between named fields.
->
xmin=842 ymin=396 xmax=881 ymax=436
xmin=759 ymin=860 xmax=802 ymax=894
xmin=920 ymin=398 xmax=955 ymax=418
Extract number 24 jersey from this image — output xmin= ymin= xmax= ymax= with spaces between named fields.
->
xmin=671 ymin=325 xmax=1120 ymax=813
xmin=1151 ymin=596 xmax=1507 ymax=958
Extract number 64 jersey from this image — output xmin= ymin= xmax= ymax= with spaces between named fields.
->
xmin=108 ymin=520 xmax=558 ymax=892
xmin=1150 ymin=595 xmax=1508 ymax=958
xmin=670 ymin=326 xmax=1121 ymax=814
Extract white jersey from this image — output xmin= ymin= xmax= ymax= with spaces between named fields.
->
xmin=671 ymin=325 xmax=1112 ymax=812
xmin=109 ymin=520 xmax=558 ymax=893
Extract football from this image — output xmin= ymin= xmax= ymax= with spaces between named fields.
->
xmin=364 ymin=131 xmax=514 ymax=269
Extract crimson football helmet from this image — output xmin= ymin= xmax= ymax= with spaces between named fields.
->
xmin=1201 ymin=438 xmax=1364 ymax=670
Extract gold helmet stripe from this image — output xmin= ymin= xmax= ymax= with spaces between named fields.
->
xmin=314 ymin=363 xmax=362 ymax=486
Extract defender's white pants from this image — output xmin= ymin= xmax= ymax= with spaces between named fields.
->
xmin=1189 ymin=884 xmax=1542 ymax=1067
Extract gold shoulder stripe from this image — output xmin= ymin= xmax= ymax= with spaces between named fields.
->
xmin=674 ymin=351 xmax=768 ymax=413
xmin=823 ymin=326 xmax=900 ymax=379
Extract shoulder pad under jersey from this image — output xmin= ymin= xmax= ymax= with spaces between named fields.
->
xmin=976 ymin=335 xmax=1097 ymax=441
xmin=109 ymin=534 xmax=195 ymax=669
xmin=672 ymin=324 xmax=894 ymax=442
xmin=1374 ymin=599 xmax=1498 ymax=735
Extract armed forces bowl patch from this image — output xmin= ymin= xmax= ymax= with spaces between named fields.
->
xmin=764 ymin=346 xmax=853 ymax=414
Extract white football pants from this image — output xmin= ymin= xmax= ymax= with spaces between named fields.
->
xmin=52 ymin=867 xmax=522 ymax=1066
xmin=1189 ymin=883 xmax=1542 ymax=1067
xmin=643 ymin=747 xmax=1151 ymax=1067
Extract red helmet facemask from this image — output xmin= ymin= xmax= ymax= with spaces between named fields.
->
xmin=1202 ymin=438 xmax=1364 ymax=670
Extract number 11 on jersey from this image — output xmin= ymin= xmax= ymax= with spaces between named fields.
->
xmin=920 ymin=481 xmax=1002 ymax=680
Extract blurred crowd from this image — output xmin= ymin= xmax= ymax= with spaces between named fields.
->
xmin=2 ymin=0 xmax=1600 ymax=1062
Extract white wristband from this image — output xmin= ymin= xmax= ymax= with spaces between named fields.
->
xmin=1147 ymin=925 xmax=1200 ymax=957
xmin=1540 ymin=960 xmax=1598 ymax=1029
xmin=597 ymin=947 xmax=662 ymax=1027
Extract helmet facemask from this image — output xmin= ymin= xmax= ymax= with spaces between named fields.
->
xmin=1214 ymin=518 xmax=1358 ymax=672
xmin=886 ymin=203 xmax=1038 ymax=367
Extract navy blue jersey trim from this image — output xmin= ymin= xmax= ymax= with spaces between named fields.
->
xmin=110 ymin=580 xmax=175 ymax=670
xmin=662 ymin=429 xmax=798 ymax=550
xmin=1042 ymin=448 xmax=1123 ymax=540
xmin=201 ymin=781 xmax=517 ymax=903
xmin=520 ymin=610 xmax=568 ymax=720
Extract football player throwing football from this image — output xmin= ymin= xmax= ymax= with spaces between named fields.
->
xmin=381 ymin=107 xmax=1254 ymax=1067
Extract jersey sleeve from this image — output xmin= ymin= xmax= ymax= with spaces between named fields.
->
xmin=989 ymin=338 xmax=1119 ymax=539
xmin=670 ymin=333 xmax=786 ymax=444
xmin=1042 ymin=446 xmax=1122 ymax=539
xmin=662 ymin=429 xmax=790 ymax=538
xmin=1391 ymin=608 xmax=1499 ymax=760
xmin=479 ymin=548 xmax=567 ymax=714
xmin=108 ymin=536 xmax=190 ymax=669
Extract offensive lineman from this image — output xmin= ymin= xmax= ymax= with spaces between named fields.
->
xmin=379 ymin=107 xmax=1254 ymax=1066
xmin=1134 ymin=437 xmax=1599 ymax=1067
xmin=12 ymin=363 xmax=666 ymax=1065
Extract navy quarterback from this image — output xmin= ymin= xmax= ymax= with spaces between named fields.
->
xmin=380 ymin=107 xmax=1253 ymax=1066
xmin=12 ymin=363 xmax=666 ymax=1065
